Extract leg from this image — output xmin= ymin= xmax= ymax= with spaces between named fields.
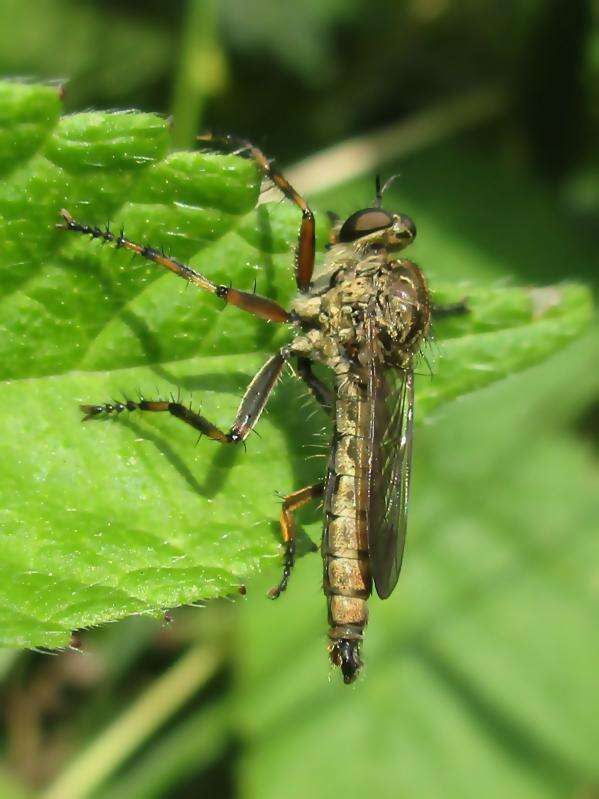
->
xmin=57 ymin=210 xmax=289 ymax=324
xmin=297 ymin=357 xmax=334 ymax=416
xmin=432 ymin=300 xmax=468 ymax=319
xmin=268 ymin=482 xmax=324 ymax=599
xmin=198 ymin=133 xmax=315 ymax=293
xmin=326 ymin=211 xmax=341 ymax=247
xmin=82 ymin=349 xmax=288 ymax=444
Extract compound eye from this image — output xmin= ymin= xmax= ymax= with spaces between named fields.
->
xmin=338 ymin=208 xmax=394 ymax=242
xmin=396 ymin=213 xmax=417 ymax=239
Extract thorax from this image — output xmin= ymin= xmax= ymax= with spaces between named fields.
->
xmin=290 ymin=243 xmax=430 ymax=375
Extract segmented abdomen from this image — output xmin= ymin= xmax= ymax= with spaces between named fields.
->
xmin=323 ymin=374 xmax=371 ymax=645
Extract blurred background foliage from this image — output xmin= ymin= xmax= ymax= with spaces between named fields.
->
xmin=0 ymin=0 xmax=598 ymax=797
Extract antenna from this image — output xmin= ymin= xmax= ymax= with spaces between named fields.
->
xmin=373 ymin=174 xmax=399 ymax=207
xmin=374 ymin=175 xmax=383 ymax=208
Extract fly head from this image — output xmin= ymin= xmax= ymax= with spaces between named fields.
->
xmin=338 ymin=208 xmax=416 ymax=251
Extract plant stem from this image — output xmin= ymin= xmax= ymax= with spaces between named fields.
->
xmin=170 ymin=0 xmax=226 ymax=149
xmin=0 ymin=766 xmax=32 ymax=799
xmin=273 ymin=86 xmax=506 ymax=197
xmin=41 ymin=645 xmax=219 ymax=799
xmin=100 ymin=703 xmax=229 ymax=799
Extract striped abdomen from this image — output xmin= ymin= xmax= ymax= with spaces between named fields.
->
xmin=323 ymin=374 xmax=371 ymax=683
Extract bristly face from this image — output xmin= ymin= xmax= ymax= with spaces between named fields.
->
xmin=338 ymin=208 xmax=417 ymax=251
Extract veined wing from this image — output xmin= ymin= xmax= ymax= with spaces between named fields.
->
xmin=366 ymin=323 xmax=415 ymax=600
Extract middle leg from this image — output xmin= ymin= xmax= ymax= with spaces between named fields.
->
xmin=82 ymin=349 xmax=289 ymax=445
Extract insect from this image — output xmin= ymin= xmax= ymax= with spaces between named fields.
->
xmin=58 ymin=134 xmax=437 ymax=684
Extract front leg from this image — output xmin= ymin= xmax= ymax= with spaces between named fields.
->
xmin=58 ymin=210 xmax=289 ymax=324
xmin=82 ymin=349 xmax=289 ymax=444
xmin=198 ymin=134 xmax=315 ymax=292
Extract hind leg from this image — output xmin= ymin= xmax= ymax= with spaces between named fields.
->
xmin=268 ymin=483 xmax=324 ymax=599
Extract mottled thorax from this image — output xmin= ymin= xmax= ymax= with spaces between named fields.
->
xmin=290 ymin=249 xmax=429 ymax=374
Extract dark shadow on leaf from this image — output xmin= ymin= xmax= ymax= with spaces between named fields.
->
xmin=163 ymin=370 xmax=252 ymax=395
xmin=142 ymin=365 xmax=329 ymax=491
xmin=132 ymin=367 xmax=329 ymax=528
xmin=119 ymin=307 xmax=162 ymax=363
xmin=196 ymin=444 xmax=242 ymax=497
xmin=120 ymin=417 xmax=243 ymax=498
xmin=110 ymin=361 xmax=328 ymax=508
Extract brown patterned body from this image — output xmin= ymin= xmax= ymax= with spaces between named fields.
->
xmin=290 ymin=243 xmax=430 ymax=679
xmin=323 ymin=376 xmax=371 ymax=647
xmin=61 ymin=153 xmax=432 ymax=684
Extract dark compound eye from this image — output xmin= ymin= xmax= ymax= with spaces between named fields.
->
xmin=338 ymin=208 xmax=394 ymax=243
xmin=396 ymin=213 xmax=417 ymax=240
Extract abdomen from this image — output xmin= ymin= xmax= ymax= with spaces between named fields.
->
xmin=322 ymin=374 xmax=371 ymax=682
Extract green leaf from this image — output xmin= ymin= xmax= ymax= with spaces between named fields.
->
xmin=420 ymin=283 xmax=592 ymax=416
xmin=0 ymin=81 xmax=591 ymax=649
xmin=0 ymin=80 xmax=61 ymax=176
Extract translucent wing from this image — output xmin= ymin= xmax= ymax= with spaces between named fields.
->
xmin=366 ymin=324 xmax=415 ymax=600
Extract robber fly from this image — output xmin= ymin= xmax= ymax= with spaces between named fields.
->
xmin=58 ymin=135 xmax=432 ymax=684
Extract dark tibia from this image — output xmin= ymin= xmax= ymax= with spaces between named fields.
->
xmin=267 ymin=537 xmax=296 ymax=600
xmin=329 ymin=638 xmax=363 ymax=684
xmin=297 ymin=357 xmax=334 ymax=416
xmin=81 ymin=399 xmax=232 ymax=443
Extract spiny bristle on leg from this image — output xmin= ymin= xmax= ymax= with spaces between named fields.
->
xmin=80 ymin=401 xmax=136 ymax=421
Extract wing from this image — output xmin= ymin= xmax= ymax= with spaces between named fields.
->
xmin=366 ymin=327 xmax=415 ymax=600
